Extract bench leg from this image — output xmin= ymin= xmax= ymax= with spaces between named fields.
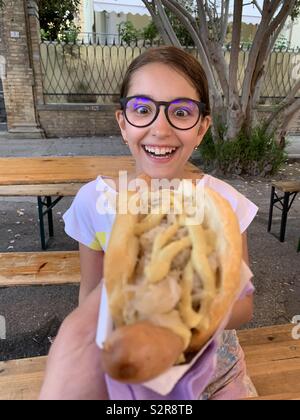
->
xmin=279 ymin=192 xmax=290 ymax=243
xmin=37 ymin=196 xmax=47 ymax=250
xmin=46 ymin=196 xmax=54 ymax=238
xmin=37 ymin=196 xmax=64 ymax=250
xmin=268 ymin=186 xmax=276 ymax=232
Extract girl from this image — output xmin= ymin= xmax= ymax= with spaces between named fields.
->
xmin=61 ymin=46 xmax=258 ymax=400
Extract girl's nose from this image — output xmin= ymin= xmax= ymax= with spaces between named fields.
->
xmin=150 ymin=108 xmax=172 ymax=138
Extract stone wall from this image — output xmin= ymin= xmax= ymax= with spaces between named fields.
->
xmin=37 ymin=104 xmax=121 ymax=138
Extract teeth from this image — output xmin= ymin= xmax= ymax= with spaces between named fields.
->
xmin=144 ymin=145 xmax=177 ymax=155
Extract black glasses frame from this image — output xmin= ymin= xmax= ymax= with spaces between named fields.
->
xmin=120 ymin=96 xmax=206 ymax=131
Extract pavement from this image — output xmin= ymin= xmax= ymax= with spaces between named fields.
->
xmin=0 ymin=133 xmax=298 ymax=158
xmin=0 ymin=135 xmax=131 ymax=157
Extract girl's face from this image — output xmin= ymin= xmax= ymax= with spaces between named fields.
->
xmin=116 ymin=63 xmax=211 ymax=180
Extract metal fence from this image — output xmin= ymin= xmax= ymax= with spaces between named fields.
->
xmin=40 ymin=41 xmax=300 ymax=104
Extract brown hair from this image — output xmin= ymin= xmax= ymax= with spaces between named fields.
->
xmin=120 ymin=46 xmax=211 ymax=116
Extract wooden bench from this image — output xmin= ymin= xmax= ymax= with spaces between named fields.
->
xmin=268 ymin=180 xmax=300 ymax=243
xmin=0 ymin=324 xmax=299 ymax=400
xmin=0 ymin=251 xmax=80 ymax=287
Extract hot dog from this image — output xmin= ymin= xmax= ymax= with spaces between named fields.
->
xmin=100 ymin=174 xmax=242 ymax=383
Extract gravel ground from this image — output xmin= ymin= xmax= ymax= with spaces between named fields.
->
xmin=0 ymin=160 xmax=299 ymax=361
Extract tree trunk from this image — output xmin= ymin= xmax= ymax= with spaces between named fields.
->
xmin=226 ymin=93 xmax=244 ymax=140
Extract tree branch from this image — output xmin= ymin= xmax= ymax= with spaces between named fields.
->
xmin=241 ymin=0 xmax=286 ymax=113
xmin=161 ymin=0 xmax=218 ymax=89
xmin=252 ymin=0 xmax=263 ymax=14
xmin=229 ymin=0 xmax=243 ymax=95
xmin=220 ymin=0 xmax=230 ymax=45
xmin=264 ymin=79 xmax=300 ymax=130
xmin=196 ymin=0 xmax=210 ymax=42
xmin=263 ymin=0 xmax=296 ymax=47
xmin=156 ymin=0 xmax=182 ymax=46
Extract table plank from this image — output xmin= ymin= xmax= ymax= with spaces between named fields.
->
xmin=0 ymin=157 xmax=200 ymax=196
xmin=272 ymin=180 xmax=300 ymax=193
xmin=0 ymin=251 xmax=80 ymax=286
xmin=0 ymin=156 xmax=136 ymax=186
xmin=0 ymin=183 xmax=84 ymax=197
xmin=0 ymin=357 xmax=46 ymax=400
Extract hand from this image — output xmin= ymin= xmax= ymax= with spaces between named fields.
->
xmin=39 ymin=285 xmax=109 ymax=400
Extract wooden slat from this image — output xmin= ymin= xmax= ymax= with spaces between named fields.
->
xmin=0 ymin=183 xmax=84 ymax=197
xmin=0 ymin=156 xmax=136 ymax=186
xmin=249 ymin=393 xmax=300 ymax=401
xmin=237 ymin=324 xmax=295 ymax=346
xmin=0 ymin=156 xmax=199 ymax=187
xmin=272 ymin=180 xmax=300 ymax=193
xmin=238 ymin=325 xmax=300 ymax=397
xmin=0 ymin=251 xmax=80 ymax=286
xmin=0 ymin=357 xmax=46 ymax=400
xmin=0 ymin=156 xmax=199 ymax=196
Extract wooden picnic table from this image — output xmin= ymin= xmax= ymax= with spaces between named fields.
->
xmin=0 ymin=156 xmax=200 ymax=195
xmin=0 ymin=156 xmax=137 ymax=196
xmin=0 ymin=156 xmax=200 ymax=249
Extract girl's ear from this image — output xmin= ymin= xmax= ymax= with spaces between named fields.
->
xmin=196 ymin=116 xmax=211 ymax=144
xmin=115 ymin=110 xmax=127 ymax=135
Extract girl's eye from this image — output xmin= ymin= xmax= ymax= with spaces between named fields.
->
xmin=135 ymin=106 xmax=151 ymax=115
xmin=173 ymin=108 xmax=190 ymax=118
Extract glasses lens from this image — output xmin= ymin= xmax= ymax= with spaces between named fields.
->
xmin=168 ymin=99 xmax=200 ymax=129
xmin=125 ymin=97 xmax=156 ymax=127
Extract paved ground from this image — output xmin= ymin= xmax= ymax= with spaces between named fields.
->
xmin=0 ymin=135 xmax=299 ymax=361
xmin=0 ymin=134 xmax=298 ymax=158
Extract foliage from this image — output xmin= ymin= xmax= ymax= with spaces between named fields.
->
xmin=291 ymin=0 xmax=300 ymax=20
xmin=274 ymin=35 xmax=289 ymax=50
xmin=142 ymin=21 xmax=159 ymax=44
xmin=197 ymin=126 xmax=287 ymax=177
xmin=58 ymin=22 xmax=81 ymax=43
xmin=119 ymin=0 xmax=195 ymax=45
xmin=0 ymin=1 xmax=4 ymax=9
xmin=38 ymin=0 xmax=80 ymax=41
xmin=118 ymin=21 xmax=140 ymax=44
xmin=164 ymin=0 xmax=195 ymax=46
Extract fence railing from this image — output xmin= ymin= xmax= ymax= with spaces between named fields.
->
xmin=40 ymin=41 xmax=300 ymax=104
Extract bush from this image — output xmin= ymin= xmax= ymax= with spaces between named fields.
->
xmin=118 ymin=21 xmax=140 ymax=45
xmin=197 ymin=127 xmax=288 ymax=177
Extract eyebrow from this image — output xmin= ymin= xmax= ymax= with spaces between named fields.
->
xmin=130 ymin=94 xmax=155 ymax=100
xmin=129 ymin=95 xmax=198 ymax=102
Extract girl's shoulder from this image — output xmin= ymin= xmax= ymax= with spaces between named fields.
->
xmin=76 ymin=176 xmax=116 ymax=200
xmin=201 ymin=175 xmax=258 ymax=233
xmin=201 ymin=174 xmax=242 ymax=205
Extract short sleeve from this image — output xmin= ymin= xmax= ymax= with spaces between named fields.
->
xmin=203 ymin=176 xmax=258 ymax=233
xmin=235 ymin=194 xmax=259 ymax=233
xmin=63 ymin=181 xmax=102 ymax=251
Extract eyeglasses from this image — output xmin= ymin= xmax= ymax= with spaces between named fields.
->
xmin=120 ymin=96 xmax=206 ymax=131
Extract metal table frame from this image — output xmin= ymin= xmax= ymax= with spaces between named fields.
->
xmin=268 ymin=186 xmax=299 ymax=243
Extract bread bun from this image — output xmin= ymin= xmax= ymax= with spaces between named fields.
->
xmin=101 ymin=174 xmax=242 ymax=383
